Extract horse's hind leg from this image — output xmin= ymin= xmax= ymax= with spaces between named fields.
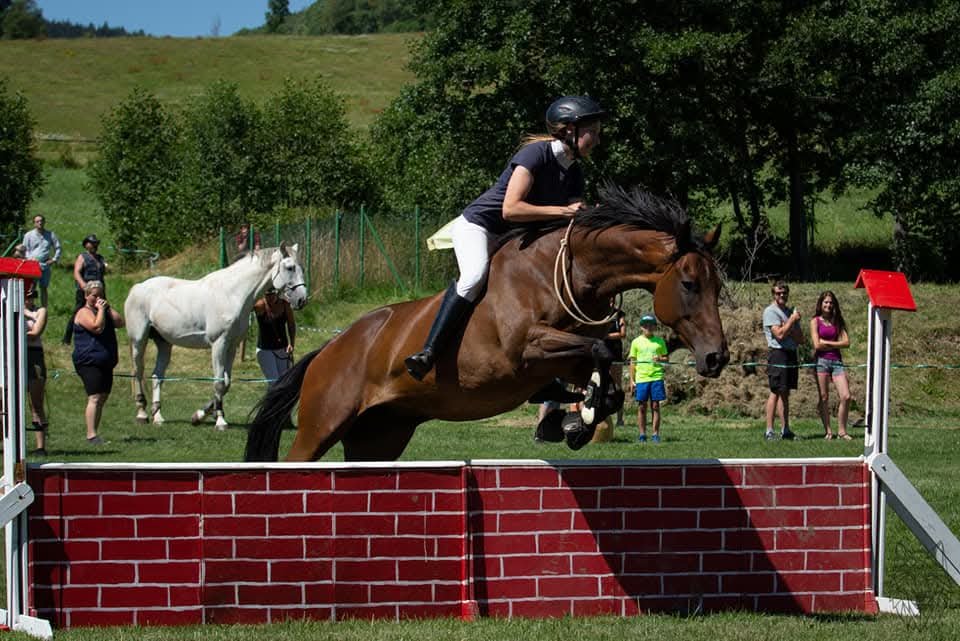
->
xmin=285 ymin=375 xmax=362 ymax=462
xmin=151 ymin=338 xmax=173 ymax=425
xmin=129 ymin=331 xmax=149 ymax=424
xmin=340 ymin=406 xmax=422 ymax=462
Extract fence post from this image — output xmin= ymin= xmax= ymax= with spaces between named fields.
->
xmin=219 ymin=227 xmax=226 ymax=268
xmin=305 ymin=217 xmax=312 ymax=297
xmin=363 ymin=214 xmax=407 ymax=292
xmin=334 ymin=211 xmax=341 ymax=293
xmin=414 ymin=206 xmax=421 ymax=294
xmin=359 ymin=204 xmax=366 ymax=289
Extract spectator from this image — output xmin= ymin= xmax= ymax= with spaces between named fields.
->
xmin=762 ymin=281 xmax=805 ymax=441
xmin=12 ymin=243 xmax=27 ymax=258
xmin=22 ymin=214 xmax=62 ymax=307
xmin=606 ymin=302 xmax=627 ymax=426
xmin=810 ymin=291 xmax=852 ymax=440
xmin=628 ymin=314 xmax=668 ymax=443
xmin=63 ymin=234 xmax=107 ymax=344
xmin=24 ymin=283 xmax=49 ymax=456
xmin=253 ymin=288 xmax=296 ymax=383
xmin=235 ymin=223 xmax=262 ymax=256
xmin=71 ymin=280 xmax=124 ymax=445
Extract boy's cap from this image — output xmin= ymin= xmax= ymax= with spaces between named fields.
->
xmin=640 ymin=314 xmax=657 ymax=325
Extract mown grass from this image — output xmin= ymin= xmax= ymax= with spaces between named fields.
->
xmin=0 ymin=34 xmax=415 ymax=158
xmin=4 ymin=609 xmax=960 ymax=641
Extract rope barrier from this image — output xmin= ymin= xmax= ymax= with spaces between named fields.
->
xmin=39 ymin=359 xmax=960 ymax=386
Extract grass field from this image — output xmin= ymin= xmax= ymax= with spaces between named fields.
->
xmin=0 ymin=33 xmax=415 ymax=162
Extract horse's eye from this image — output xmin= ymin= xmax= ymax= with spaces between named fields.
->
xmin=682 ymin=280 xmax=698 ymax=293
xmin=285 ymin=265 xmax=294 ymax=271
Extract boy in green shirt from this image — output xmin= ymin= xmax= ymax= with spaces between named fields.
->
xmin=628 ymin=315 xmax=668 ymax=442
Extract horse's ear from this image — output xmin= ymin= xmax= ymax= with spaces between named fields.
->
xmin=703 ymin=224 xmax=722 ymax=251
xmin=279 ymin=241 xmax=288 ymax=257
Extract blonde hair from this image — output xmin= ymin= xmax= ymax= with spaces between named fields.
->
xmin=84 ymin=280 xmax=104 ymax=295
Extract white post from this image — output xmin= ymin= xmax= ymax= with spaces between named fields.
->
xmin=864 ymin=301 xmax=894 ymax=602
xmin=0 ymin=277 xmax=53 ymax=640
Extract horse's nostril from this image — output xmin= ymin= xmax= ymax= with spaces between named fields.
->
xmin=705 ymin=351 xmax=728 ymax=372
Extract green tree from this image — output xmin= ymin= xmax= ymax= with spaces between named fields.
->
xmin=1 ymin=0 xmax=44 ymax=39
xmin=0 ymin=78 xmax=44 ymax=236
xmin=88 ymin=88 xmax=183 ymax=256
xmin=265 ymin=0 xmax=289 ymax=34
xmin=257 ymin=77 xmax=369 ymax=210
xmin=180 ymin=81 xmax=262 ymax=230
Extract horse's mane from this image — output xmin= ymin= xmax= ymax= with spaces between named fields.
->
xmin=502 ymin=183 xmax=698 ymax=252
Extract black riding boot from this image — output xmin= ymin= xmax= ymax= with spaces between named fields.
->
xmin=405 ymin=283 xmax=473 ymax=381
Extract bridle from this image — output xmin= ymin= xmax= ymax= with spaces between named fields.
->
xmin=552 ymin=218 xmax=621 ymax=326
xmin=271 ymin=259 xmax=306 ymax=298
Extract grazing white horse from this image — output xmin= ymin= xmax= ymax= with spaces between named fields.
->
xmin=124 ymin=243 xmax=307 ymax=430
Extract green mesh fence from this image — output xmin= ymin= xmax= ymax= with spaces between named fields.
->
xmin=221 ymin=209 xmax=459 ymax=302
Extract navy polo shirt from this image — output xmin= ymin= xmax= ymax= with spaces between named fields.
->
xmin=462 ymin=141 xmax=584 ymax=234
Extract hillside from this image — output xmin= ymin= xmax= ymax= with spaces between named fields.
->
xmin=0 ymin=33 xmax=416 ymax=138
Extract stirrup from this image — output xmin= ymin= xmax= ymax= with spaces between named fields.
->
xmin=404 ymin=350 xmax=434 ymax=381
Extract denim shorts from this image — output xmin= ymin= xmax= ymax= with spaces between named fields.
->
xmin=816 ymin=357 xmax=845 ymax=377
xmin=635 ymin=380 xmax=666 ymax=402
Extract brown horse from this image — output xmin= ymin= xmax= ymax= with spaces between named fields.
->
xmin=245 ymin=185 xmax=729 ymax=462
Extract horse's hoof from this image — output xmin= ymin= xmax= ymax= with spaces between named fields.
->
xmin=191 ymin=411 xmax=205 ymax=425
xmin=562 ymin=412 xmax=595 ymax=451
xmin=580 ymin=406 xmax=595 ymax=425
xmin=136 ymin=415 xmax=148 ymax=425
xmin=153 ymin=414 xmax=165 ymax=425
xmin=215 ymin=422 xmax=228 ymax=432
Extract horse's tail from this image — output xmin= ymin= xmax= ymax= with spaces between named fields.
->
xmin=243 ymin=344 xmax=327 ymax=462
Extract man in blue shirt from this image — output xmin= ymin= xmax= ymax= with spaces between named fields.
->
xmin=762 ymin=281 xmax=805 ymax=440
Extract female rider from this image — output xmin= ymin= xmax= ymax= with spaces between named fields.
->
xmin=405 ymin=95 xmax=609 ymax=380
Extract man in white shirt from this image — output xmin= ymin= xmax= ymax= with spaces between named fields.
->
xmin=22 ymin=215 xmax=61 ymax=308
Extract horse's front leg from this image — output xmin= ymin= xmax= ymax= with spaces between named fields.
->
xmin=522 ymin=325 xmax=613 ymax=364
xmin=523 ymin=326 xmax=618 ymax=447
xmin=201 ymin=339 xmax=237 ymax=431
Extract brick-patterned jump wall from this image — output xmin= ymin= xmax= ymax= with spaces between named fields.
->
xmin=26 ymin=458 xmax=875 ymax=628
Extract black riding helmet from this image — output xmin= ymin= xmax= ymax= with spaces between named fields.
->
xmin=545 ymin=95 xmax=609 ymax=159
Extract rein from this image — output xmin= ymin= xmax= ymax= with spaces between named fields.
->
xmin=552 ymin=218 xmax=621 ymax=326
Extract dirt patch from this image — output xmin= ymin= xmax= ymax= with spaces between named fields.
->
xmin=660 ymin=306 xmax=864 ymax=421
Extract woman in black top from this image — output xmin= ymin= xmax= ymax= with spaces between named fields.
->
xmin=254 ymin=289 xmax=296 ymax=383
xmin=72 ymin=280 xmax=124 ymax=445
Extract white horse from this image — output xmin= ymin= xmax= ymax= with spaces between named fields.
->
xmin=124 ymin=243 xmax=307 ymax=430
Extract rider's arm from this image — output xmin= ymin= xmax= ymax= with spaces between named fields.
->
xmin=501 ymin=166 xmax=581 ymax=222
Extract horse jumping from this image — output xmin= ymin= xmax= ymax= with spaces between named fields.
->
xmin=125 ymin=244 xmax=307 ymax=430
xmin=245 ymin=186 xmax=728 ymax=461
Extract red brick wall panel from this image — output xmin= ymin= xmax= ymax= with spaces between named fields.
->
xmin=27 ymin=460 xmax=873 ymax=628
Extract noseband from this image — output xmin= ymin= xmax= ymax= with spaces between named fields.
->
xmin=553 ymin=218 xmax=620 ymax=326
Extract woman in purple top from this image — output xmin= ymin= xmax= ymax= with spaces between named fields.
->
xmin=809 ymin=291 xmax=852 ymax=440
xmin=405 ymin=95 xmax=609 ymax=381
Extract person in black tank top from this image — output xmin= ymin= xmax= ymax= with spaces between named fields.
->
xmin=254 ymin=289 xmax=296 ymax=383
xmin=63 ymin=234 xmax=108 ymax=344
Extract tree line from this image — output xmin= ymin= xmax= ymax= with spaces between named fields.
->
xmin=2 ymin=1 xmax=958 ymax=281
xmin=0 ymin=0 xmax=143 ymax=39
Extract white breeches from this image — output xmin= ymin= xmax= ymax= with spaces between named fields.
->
xmin=451 ymin=216 xmax=498 ymax=302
